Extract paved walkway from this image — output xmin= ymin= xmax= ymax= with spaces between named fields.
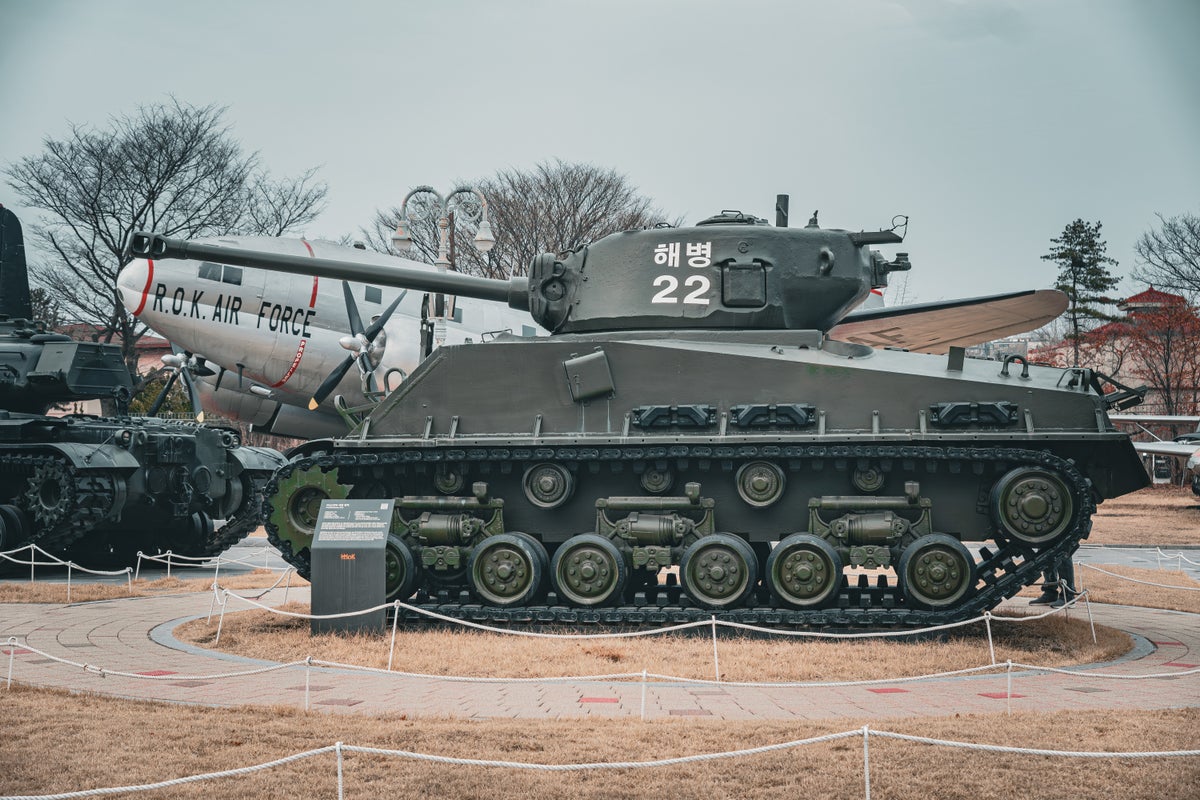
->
xmin=3 ymin=585 xmax=1198 ymax=721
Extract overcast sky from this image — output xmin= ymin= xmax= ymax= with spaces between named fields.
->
xmin=3 ymin=0 xmax=1198 ymax=304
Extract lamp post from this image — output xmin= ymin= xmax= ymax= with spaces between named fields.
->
xmin=390 ymin=185 xmax=496 ymax=348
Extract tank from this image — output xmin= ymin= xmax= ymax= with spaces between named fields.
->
xmin=129 ymin=203 xmax=1150 ymax=627
xmin=0 ymin=205 xmax=286 ymax=567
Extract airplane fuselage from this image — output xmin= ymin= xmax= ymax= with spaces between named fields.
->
xmin=117 ymin=237 xmax=539 ymax=437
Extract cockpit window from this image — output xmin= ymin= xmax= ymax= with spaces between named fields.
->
xmin=199 ymin=262 xmax=243 ymax=285
xmin=365 ymin=286 xmax=382 ymax=304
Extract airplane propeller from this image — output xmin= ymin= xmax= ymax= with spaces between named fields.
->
xmin=308 ymin=282 xmax=407 ymax=410
xmin=148 ymin=350 xmax=214 ymax=421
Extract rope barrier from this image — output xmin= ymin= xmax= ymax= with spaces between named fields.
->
xmin=3 ymin=727 xmax=1197 ymax=800
xmin=8 ymin=622 xmax=1196 ymax=692
xmin=1077 ymin=562 xmax=1200 ymax=591
xmin=214 ymin=581 xmax=1094 ymax=643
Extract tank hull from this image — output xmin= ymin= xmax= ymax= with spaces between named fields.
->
xmin=263 ymin=332 xmax=1148 ymax=626
xmin=0 ymin=413 xmax=286 ymax=568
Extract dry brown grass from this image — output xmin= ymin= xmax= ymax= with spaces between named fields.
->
xmin=1045 ymin=564 xmax=1200 ymax=614
xmin=1 ymin=685 xmax=1196 ymax=800
xmin=0 ymin=569 xmax=308 ymax=605
xmin=178 ymin=606 xmax=1130 ymax=682
xmin=1090 ymin=485 xmax=1200 ymax=545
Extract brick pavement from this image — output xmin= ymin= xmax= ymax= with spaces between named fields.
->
xmin=2 ymin=587 xmax=1197 ymax=721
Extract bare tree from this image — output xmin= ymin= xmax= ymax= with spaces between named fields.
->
xmin=1132 ymin=212 xmax=1200 ymax=296
xmin=363 ymin=160 xmax=675 ymax=278
xmin=5 ymin=99 xmax=327 ymax=386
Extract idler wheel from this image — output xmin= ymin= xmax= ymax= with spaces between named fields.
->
xmin=468 ymin=533 xmax=546 ymax=607
xmin=523 ymin=462 xmax=575 ymax=509
xmin=735 ymin=461 xmax=786 ymax=507
xmin=24 ymin=462 xmax=75 ymax=529
xmin=384 ymin=534 xmax=422 ymax=602
xmin=680 ymin=533 xmax=759 ymax=610
xmin=897 ymin=533 xmax=976 ymax=610
xmin=551 ymin=533 xmax=628 ymax=607
xmin=990 ymin=467 xmax=1074 ymax=548
xmin=766 ymin=533 xmax=843 ymax=608
xmin=266 ymin=465 xmax=350 ymax=568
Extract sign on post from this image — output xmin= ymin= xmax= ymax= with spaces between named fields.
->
xmin=310 ymin=499 xmax=394 ymax=635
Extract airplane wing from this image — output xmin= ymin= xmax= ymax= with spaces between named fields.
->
xmin=1131 ymin=440 xmax=1200 ymax=459
xmin=829 ymin=289 xmax=1068 ymax=354
xmin=1110 ymin=414 xmax=1200 ymax=427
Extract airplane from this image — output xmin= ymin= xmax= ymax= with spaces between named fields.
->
xmin=1109 ymin=413 xmax=1200 ymax=495
xmin=116 ymin=235 xmax=1069 ymax=440
xmin=116 ymin=237 xmax=543 ymax=438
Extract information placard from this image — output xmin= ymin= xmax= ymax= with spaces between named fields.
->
xmin=310 ymin=499 xmax=394 ymax=634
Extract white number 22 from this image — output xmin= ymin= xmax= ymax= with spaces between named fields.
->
xmin=651 ymin=274 xmax=710 ymax=305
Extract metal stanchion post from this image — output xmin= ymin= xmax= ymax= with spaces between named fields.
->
xmin=711 ymin=616 xmax=720 ymax=682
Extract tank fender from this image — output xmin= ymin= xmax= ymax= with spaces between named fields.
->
xmin=19 ymin=443 xmax=141 ymax=472
xmin=229 ymin=446 xmax=289 ymax=476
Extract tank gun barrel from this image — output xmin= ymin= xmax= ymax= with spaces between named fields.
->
xmin=127 ymin=232 xmax=530 ymax=311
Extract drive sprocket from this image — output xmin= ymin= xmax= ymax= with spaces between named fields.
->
xmin=264 ymin=464 xmax=349 ymax=578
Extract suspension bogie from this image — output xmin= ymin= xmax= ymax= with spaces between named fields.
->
xmin=264 ymin=442 xmax=1096 ymax=626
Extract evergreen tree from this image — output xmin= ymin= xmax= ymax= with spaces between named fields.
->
xmin=1041 ymin=219 xmax=1120 ymax=366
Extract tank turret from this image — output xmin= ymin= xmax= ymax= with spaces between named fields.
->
xmin=129 ymin=211 xmax=912 ymax=334
xmin=130 ymin=202 xmax=1148 ymax=631
xmin=0 ymin=205 xmax=285 ymax=565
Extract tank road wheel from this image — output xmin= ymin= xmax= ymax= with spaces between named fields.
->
xmin=735 ymin=461 xmax=786 ymax=507
xmin=551 ymin=534 xmax=629 ymax=607
xmin=990 ymin=467 xmax=1074 ymax=548
xmin=523 ymin=462 xmax=575 ymax=509
xmin=0 ymin=505 xmax=29 ymax=551
xmin=766 ymin=534 xmax=843 ymax=609
xmin=897 ymin=534 xmax=976 ymax=610
xmin=266 ymin=465 xmax=350 ymax=574
xmin=162 ymin=512 xmax=216 ymax=558
xmin=24 ymin=462 xmax=76 ymax=533
xmin=468 ymin=533 xmax=545 ymax=607
xmin=384 ymin=534 xmax=421 ymax=602
xmin=511 ymin=532 xmax=550 ymax=577
xmin=680 ymin=533 xmax=759 ymax=610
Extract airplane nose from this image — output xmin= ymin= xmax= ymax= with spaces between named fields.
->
xmin=117 ymin=258 xmax=152 ymax=316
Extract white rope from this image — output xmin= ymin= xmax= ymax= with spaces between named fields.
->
xmin=0 ymin=746 xmax=336 ymax=800
xmin=1157 ymin=547 xmax=1200 ymax=567
xmin=0 ymin=543 xmax=132 ymax=577
xmin=6 ymin=729 xmax=1199 ymax=799
xmin=869 ymin=729 xmax=1200 ymax=758
xmin=1078 ymin=562 xmax=1200 ymax=591
xmin=1006 ymin=660 xmax=1200 ymax=680
xmin=338 ymin=729 xmax=862 ymax=770
xmin=216 ymin=589 xmax=1087 ymax=642
xmin=310 ymin=658 xmax=644 ymax=684
xmin=16 ymin=634 xmax=1189 ymax=692
xmin=5 ymin=640 xmax=309 ymax=682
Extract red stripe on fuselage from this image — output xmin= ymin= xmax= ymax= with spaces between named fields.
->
xmin=269 ymin=240 xmax=318 ymax=389
xmin=302 ymin=240 xmax=319 ymax=307
xmin=132 ymin=259 xmax=155 ymax=316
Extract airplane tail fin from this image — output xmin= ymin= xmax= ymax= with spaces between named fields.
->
xmin=0 ymin=205 xmax=34 ymax=320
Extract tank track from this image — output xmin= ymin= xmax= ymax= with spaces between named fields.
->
xmin=203 ymin=473 xmax=275 ymax=558
xmin=264 ymin=442 xmax=1094 ymax=629
xmin=2 ymin=453 xmax=121 ymax=551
